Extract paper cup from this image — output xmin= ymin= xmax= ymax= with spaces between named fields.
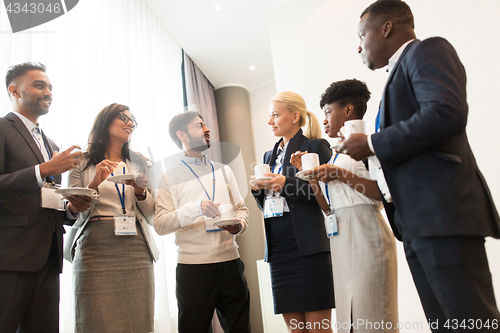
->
xmin=218 ymin=204 xmax=234 ymax=220
xmin=344 ymin=120 xmax=366 ymax=139
xmin=301 ymin=153 xmax=320 ymax=171
xmin=254 ymin=164 xmax=271 ymax=179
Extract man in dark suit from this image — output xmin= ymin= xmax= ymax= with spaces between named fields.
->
xmin=0 ymin=62 xmax=91 ymax=333
xmin=342 ymin=0 xmax=500 ymax=331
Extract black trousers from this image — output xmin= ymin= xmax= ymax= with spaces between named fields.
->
xmin=403 ymin=234 xmax=500 ymax=332
xmin=0 ymin=233 xmax=60 ymax=333
xmin=176 ymin=258 xmax=251 ymax=333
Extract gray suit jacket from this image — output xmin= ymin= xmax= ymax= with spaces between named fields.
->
xmin=63 ymin=157 xmax=160 ymax=262
xmin=0 ymin=112 xmax=72 ymax=273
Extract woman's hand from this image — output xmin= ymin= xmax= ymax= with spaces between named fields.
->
xmin=89 ymin=160 xmax=119 ymax=189
xmin=302 ymin=164 xmax=340 ymax=183
xmin=334 ymin=131 xmax=346 ymax=154
xmin=249 ymin=175 xmax=260 ymax=191
xmin=252 ymin=173 xmax=286 ymax=193
xmin=290 ymin=151 xmax=308 ymax=171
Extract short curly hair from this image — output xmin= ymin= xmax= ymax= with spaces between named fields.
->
xmin=361 ymin=0 xmax=414 ymax=29
xmin=319 ymin=79 xmax=371 ymax=119
xmin=5 ymin=62 xmax=46 ymax=91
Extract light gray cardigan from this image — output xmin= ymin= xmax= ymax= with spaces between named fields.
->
xmin=63 ymin=157 xmax=160 ymax=262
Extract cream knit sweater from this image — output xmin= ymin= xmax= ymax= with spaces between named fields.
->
xmin=154 ymin=159 xmax=248 ymax=264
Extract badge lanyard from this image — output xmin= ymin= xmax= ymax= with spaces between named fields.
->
xmin=375 ymin=108 xmax=381 ymax=132
xmin=181 ymin=159 xmax=216 ymax=202
xmin=271 ymin=154 xmax=284 ymax=175
xmin=324 ymin=153 xmax=339 ymax=208
xmin=323 ymin=152 xmax=340 ymax=237
xmin=263 ymin=152 xmax=286 ymax=219
xmin=269 ymin=153 xmax=284 ymax=198
xmin=109 ymin=158 xmax=127 ymax=215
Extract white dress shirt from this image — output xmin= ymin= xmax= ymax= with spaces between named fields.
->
xmin=366 ymin=39 xmax=415 ymax=203
xmin=13 ymin=112 xmax=50 ymax=187
xmin=271 ymin=142 xmax=290 ymax=212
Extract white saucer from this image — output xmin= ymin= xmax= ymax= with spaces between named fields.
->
xmin=250 ymin=177 xmax=272 ymax=187
xmin=254 ymin=176 xmax=272 ymax=181
xmin=107 ymin=173 xmax=140 ymax=184
xmin=295 ymin=170 xmax=315 ymax=181
xmin=55 ymin=187 xmax=99 ymax=199
xmin=214 ymin=219 xmax=240 ymax=227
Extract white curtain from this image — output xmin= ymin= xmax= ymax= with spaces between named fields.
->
xmin=0 ymin=1 xmax=183 ymax=332
xmin=183 ymin=51 xmax=222 ymax=163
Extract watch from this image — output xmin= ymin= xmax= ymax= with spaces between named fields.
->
xmin=137 ymin=188 xmax=147 ymax=198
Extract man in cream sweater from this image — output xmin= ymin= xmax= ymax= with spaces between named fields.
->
xmin=154 ymin=111 xmax=250 ymax=333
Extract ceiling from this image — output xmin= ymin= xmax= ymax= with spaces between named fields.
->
xmin=143 ymin=0 xmax=288 ymax=91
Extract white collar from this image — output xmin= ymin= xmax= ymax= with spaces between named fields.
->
xmin=278 ymin=141 xmax=289 ymax=154
xmin=12 ymin=112 xmax=39 ymax=133
xmin=182 ymin=154 xmax=209 ymax=167
xmin=387 ymin=39 xmax=415 ymax=73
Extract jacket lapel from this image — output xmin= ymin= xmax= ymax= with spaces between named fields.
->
xmin=379 ymin=39 xmax=420 ymax=129
xmin=40 ymin=129 xmax=55 ymax=157
xmin=266 ymin=139 xmax=282 ymax=167
xmin=40 ymin=130 xmax=63 ymax=184
xmin=6 ymin=112 xmax=45 ymax=164
xmin=282 ymin=129 xmax=304 ymax=176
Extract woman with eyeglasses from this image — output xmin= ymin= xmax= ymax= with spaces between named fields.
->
xmin=64 ymin=103 xmax=159 ymax=333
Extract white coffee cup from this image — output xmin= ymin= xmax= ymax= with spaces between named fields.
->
xmin=301 ymin=153 xmax=320 ymax=171
xmin=344 ymin=120 xmax=366 ymax=139
xmin=254 ymin=164 xmax=271 ymax=179
xmin=218 ymin=204 xmax=234 ymax=220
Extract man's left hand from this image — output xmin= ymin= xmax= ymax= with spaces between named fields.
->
xmin=220 ymin=222 xmax=241 ymax=234
xmin=67 ymin=195 xmax=92 ymax=213
xmin=342 ymin=133 xmax=373 ymax=161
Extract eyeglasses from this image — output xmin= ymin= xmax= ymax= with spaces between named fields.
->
xmin=117 ymin=112 xmax=137 ymax=129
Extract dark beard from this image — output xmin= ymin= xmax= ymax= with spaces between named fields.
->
xmin=188 ymin=134 xmax=210 ymax=151
xmin=21 ymin=91 xmax=49 ymax=116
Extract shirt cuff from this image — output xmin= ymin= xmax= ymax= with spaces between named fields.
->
xmin=35 ymin=165 xmax=44 ymax=188
xmin=198 ymin=201 xmax=203 ymax=215
xmin=367 ymin=134 xmax=376 ymax=154
xmin=65 ymin=203 xmax=78 ymax=219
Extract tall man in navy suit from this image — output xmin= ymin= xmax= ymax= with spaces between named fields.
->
xmin=342 ymin=0 xmax=500 ymax=331
xmin=0 ymin=62 xmax=91 ymax=333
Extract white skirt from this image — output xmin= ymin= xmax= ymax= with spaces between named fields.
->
xmin=331 ymin=204 xmax=399 ymax=333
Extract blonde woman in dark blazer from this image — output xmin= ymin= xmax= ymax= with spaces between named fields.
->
xmin=251 ymin=92 xmax=334 ymax=333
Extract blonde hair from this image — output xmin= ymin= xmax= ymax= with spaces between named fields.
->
xmin=271 ymin=91 xmax=322 ymax=139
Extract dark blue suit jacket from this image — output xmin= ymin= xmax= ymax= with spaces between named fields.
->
xmin=372 ymin=38 xmax=500 ymax=238
xmin=253 ymin=129 xmax=332 ymax=261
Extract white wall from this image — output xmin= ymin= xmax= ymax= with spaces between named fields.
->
xmin=249 ymin=80 xmax=278 ymax=163
xmin=261 ymin=0 xmax=500 ymax=331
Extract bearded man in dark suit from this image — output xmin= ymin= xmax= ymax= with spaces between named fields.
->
xmin=0 ymin=62 xmax=91 ymax=333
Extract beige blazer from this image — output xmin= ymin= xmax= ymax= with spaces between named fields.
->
xmin=63 ymin=157 xmax=160 ymax=262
